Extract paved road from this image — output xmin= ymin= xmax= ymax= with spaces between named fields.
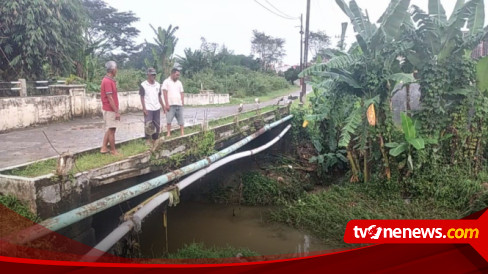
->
xmin=0 ymin=88 xmax=307 ymax=169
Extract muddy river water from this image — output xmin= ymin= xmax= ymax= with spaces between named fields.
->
xmin=138 ymin=201 xmax=329 ymax=257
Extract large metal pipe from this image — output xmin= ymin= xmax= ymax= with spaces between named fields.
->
xmin=6 ymin=115 xmax=293 ymax=245
xmin=81 ymin=124 xmax=292 ymax=261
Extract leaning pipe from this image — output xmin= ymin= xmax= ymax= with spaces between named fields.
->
xmin=6 ymin=115 xmax=293 ymax=245
xmin=81 ymin=124 xmax=292 ymax=261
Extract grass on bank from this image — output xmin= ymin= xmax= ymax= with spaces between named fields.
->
xmin=167 ymin=242 xmax=258 ymax=259
xmin=270 ymin=180 xmax=462 ymax=247
xmin=0 ymin=195 xmax=40 ymax=222
xmin=74 ymin=139 xmax=148 ymax=172
xmin=2 ymin=159 xmax=58 ymax=178
xmin=269 ymin=167 xmax=488 ymax=248
xmin=2 ymin=140 xmax=148 ymax=178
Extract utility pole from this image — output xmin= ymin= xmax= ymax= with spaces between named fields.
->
xmin=300 ymin=0 xmax=311 ymax=105
xmin=300 ymin=14 xmax=304 ymax=73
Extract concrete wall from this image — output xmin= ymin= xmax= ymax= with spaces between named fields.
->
xmin=0 ymin=175 xmax=37 ymax=214
xmin=72 ymin=91 xmax=142 ymax=117
xmin=391 ymin=83 xmax=421 ymax=124
xmin=0 ymin=96 xmax=72 ymax=132
xmin=0 ymin=88 xmax=230 ymax=132
xmin=185 ymin=93 xmax=230 ymax=106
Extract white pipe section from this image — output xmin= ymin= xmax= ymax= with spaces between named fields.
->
xmin=132 ymin=193 xmax=170 ymax=231
xmin=81 ymin=124 xmax=292 ymax=262
xmin=178 ymin=124 xmax=291 ymax=191
xmin=89 ymin=221 xmax=133 ymax=257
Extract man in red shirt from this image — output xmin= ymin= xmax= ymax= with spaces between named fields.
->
xmin=100 ymin=61 xmax=121 ymax=155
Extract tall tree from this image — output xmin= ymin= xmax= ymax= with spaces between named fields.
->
xmin=176 ymin=48 xmax=209 ymax=77
xmin=81 ymin=0 xmax=140 ymax=56
xmin=309 ymin=31 xmax=331 ymax=60
xmin=126 ymin=42 xmax=159 ymax=70
xmin=251 ymin=30 xmax=286 ymax=71
xmin=0 ymin=0 xmax=86 ymax=80
xmin=284 ymin=66 xmax=300 ymax=84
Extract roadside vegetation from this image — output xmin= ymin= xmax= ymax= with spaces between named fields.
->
xmin=1 ymin=1 xmax=293 ymax=101
xmin=208 ymin=0 xmax=488 ymax=249
xmin=166 ymin=242 xmax=258 ymax=260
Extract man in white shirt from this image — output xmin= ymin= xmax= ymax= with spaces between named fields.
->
xmin=162 ymin=68 xmax=185 ymax=137
xmin=140 ymin=68 xmax=166 ymax=145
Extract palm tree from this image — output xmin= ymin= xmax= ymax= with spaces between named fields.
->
xmin=147 ymin=24 xmax=179 ymax=81
xmin=176 ymin=49 xmax=209 ymax=77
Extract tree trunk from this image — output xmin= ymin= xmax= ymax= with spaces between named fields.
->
xmin=347 ymin=147 xmax=360 ymax=183
xmin=363 ymin=149 xmax=369 ymax=183
xmin=378 ymin=134 xmax=391 ymax=181
xmin=406 ymin=84 xmax=411 ymax=116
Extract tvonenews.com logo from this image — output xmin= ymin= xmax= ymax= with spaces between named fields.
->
xmin=343 ymin=215 xmax=488 ymax=261
xmin=353 ymin=225 xmax=479 ymax=240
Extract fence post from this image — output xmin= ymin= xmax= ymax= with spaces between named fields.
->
xmin=19 ymin=79 xmax=27 ymax=97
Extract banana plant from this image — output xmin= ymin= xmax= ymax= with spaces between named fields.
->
xmin=386 ymin=113 xmax=431 ymax=171
xmin=147 ymin=24 xmax=179 ymax=81
xmin=406 ymin=0 xmax=486 ymax=65
xmin=299 ymin=0 xmax=414 ymax=183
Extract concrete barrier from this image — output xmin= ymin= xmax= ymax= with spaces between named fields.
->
xmin=0 ymin=87 xmax=230 ymax=132
xmin=0 ymin=96 xmax=72 ymax=131
xmin=185 ymin=93 xmax=230 ymax=106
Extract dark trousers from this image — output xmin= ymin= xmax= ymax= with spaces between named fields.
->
xmin=145 ymin=110 xmax=161 ymax=140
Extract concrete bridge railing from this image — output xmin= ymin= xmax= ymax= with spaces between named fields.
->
xmin=0 ymin=84 xmax=230 ymax=132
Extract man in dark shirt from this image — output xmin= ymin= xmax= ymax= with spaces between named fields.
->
xmin=100 ymin=61 xmax=121 ymax=155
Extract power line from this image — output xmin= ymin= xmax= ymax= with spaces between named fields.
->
xmin=254 ymin=0 xmax=296 ymax=20
xmin=253 ymin=0 xmax=298 ymax=20
xmin=264 ymin=0 xmax=299 ymax=19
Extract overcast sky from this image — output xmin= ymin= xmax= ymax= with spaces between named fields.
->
xmin=104 ymin=0 xmax=487 ymax=65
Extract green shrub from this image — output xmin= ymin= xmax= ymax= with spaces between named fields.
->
xmin=404 ymin=166 xmax=482 ymax=210
xmin=82 ymin=69 xmax=146 ymax=93
xmin=167 ymin=242 xmax=258 ymax=259
xmin=271 ymin=178 xmax=462 ymax=247
xmin=467 ymin=190 xmax=488 ymax=216
xmin=181 ymin=66 xmax=289 ymax=96
xmin=242 ymin=172 xmax=280 ymax=206
xmin=115 ymin=69 xmax=146 ymax=92
xmin=241 ymin=171 xmax=308 ymax=206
